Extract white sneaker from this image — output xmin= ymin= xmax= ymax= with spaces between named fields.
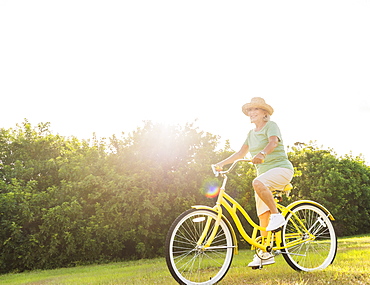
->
xmin=248 ymin=252 xmax=275 ymax=267
xmin=266 ymin=213 xmax=286 ymax=231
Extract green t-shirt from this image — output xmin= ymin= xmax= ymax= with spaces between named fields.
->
xmin=244 ymin=121 xmax=293 ymax=175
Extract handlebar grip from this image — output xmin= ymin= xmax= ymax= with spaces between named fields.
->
xmin=211 ymin=164 xmax=219 ymax=177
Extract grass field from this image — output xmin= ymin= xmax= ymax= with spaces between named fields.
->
xmin=1 ymin=235 xmax=369 ymax=285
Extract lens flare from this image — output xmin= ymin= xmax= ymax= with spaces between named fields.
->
xmin=201 ymin=178 xmax=220 ymax=198
xmin=205 ymin=185 xmax=220 ymax=198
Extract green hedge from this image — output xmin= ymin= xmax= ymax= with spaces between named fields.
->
xmin=0 ymin=121 xmax=369 ymax=273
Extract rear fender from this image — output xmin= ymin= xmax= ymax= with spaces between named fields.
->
xmin=283 ymin=200 xmax=335 ymax=221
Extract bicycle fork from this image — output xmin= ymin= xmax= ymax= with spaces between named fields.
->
xmin=196 ymin=206 xmax=224 ymax=250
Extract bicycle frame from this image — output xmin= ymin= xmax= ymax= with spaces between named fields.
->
xmin=192 ymin=159 xmax=335 ymax=255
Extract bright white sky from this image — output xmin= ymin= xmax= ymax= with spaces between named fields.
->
xmin=1 ymin=1 xmax=370 ymax=163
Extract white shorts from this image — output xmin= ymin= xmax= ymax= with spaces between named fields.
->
xmin=254 ymin=168 xmax=294 ymax=216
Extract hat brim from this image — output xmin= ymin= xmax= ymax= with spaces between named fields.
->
xmin=242 ymin=102 xmax=274 ymax=116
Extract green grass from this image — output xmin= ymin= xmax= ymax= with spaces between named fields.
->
xmin=1 ymin=235 xmax=369 ymax=285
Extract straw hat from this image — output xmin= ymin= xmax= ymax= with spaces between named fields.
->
xmin=242 ymin=97 xmax=274 ymax=116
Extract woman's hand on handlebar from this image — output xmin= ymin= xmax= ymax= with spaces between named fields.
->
xmin=211 ymin=164 xmax=223 ymax=177
xmin=214 ymin=164 xmax=223 ymax=171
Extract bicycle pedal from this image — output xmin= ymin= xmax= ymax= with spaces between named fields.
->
xmin=251 ymin=266 xmax=263 ymax=270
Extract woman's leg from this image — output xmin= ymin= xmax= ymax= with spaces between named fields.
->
xmin=248 ymin=210 xmax=275 ymax=267
xmin=252 ymin=179 xmax=278 ymax=214
xmin=253 ymin=179 xmax=285 ymax=232
xmin=258 ymin=211 xmax=270 ymax=237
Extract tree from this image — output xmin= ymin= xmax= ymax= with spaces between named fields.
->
xmin=288 ymin=142 xmax=370 ymax=236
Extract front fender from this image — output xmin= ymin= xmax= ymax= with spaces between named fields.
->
xmin=191 ymin=205 xmax=239 ymax=254
xmin=284 ymin=200 xmax=335 ymax=221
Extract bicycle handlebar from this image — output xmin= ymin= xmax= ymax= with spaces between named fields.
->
xmin=212 ymin=159 xmax=252 ymax=177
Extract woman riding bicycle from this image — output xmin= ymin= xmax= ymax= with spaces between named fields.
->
xmin=214 ymin=97 xmax=294 ymax=267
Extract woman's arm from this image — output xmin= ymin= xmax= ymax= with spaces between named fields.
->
xmin=215 ymin=144 xmax=249 ymax=169
xmin=252 ymin=136 xmax=279 ymax=164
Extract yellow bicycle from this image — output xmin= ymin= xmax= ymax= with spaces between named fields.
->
xmin=165 ymin=159 xmax=337 ymax=285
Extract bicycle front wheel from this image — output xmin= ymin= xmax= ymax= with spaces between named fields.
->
xmin=165 ymin=209 xmax=234 ymax=285
xmin=282 ymin=204 xmax=337 ymax=271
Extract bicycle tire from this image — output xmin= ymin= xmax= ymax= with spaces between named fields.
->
xmin=165 ymin=209 xmax=234 ymax=285
xmin=281 ymin=204 xmax=337 ymax=271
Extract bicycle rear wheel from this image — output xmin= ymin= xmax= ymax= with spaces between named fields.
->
xmin=282 ymin=204 xmax=337 ymax=271
xmin=165 ymin=209 xmax=234 ymax=285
